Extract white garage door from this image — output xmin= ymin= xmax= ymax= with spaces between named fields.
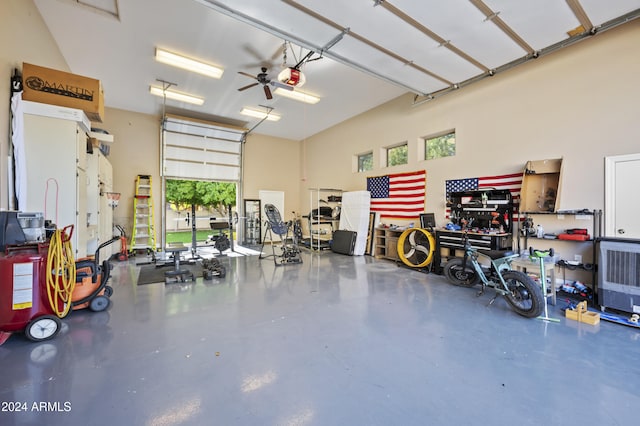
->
xmin=162 ymin=115 xmax=245 ymax=182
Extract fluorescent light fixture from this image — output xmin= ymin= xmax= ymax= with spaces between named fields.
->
xmin=240 ymin=107 xmax=281 ymax=121
xmin=274 ymin=88 xmax=320 ymax=104
xmin=149 ymin=86 xmax=204 ymax=105
xmin=155 ymin=48 xmax=224 ymax=79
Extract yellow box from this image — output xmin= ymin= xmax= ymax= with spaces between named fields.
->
xmin=565 ymin=301 xmax=600 ymax=325
xmin=22 ymin=62 xmax=104 ymax=123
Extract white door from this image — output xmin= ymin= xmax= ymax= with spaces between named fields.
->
xmin=605 ymin=153 xmax=640 ymax=239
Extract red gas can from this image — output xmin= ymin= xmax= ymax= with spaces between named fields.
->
xmin=0 ymin=243 xmax=63 ymax=345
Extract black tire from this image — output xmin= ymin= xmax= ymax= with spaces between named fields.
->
xmin=89 ymin=295 xmax=110 ymax=312
xmin=502 ymin=270 xmax=545 ymax=318
xmin=25 ymin=315 xmax=61 ymax=342
xmin=443 ymin=258 xmax=480 ymax=287
xmin=104 ymin=286 xmax=113 ymax=297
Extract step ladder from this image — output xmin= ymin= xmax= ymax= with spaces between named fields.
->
xmin=130 ymin=175 xmax=157 ymax=254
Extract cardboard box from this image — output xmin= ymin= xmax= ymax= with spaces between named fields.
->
xmin=22 ymin=62 xmax=104 ymax=123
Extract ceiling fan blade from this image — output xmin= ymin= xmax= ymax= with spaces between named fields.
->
xmin=238 ymin=71 xmax=258 ymax=80
xmin=238 ymin=82 xmax=259 ymax=91
xmin=270 ymin=80 xmax=294 ymax=91
xmin=264 ymin=85 xmax=273 ymax=100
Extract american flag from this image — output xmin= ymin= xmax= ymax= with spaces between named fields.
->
xmin=367 ymin=170 xmax=426 ymax=220
xmin=445 ymin=172 xmax=523 ymax=219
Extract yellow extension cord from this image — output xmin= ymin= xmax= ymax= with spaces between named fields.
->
xmin=46 ymin=228 xmax=76 ymax=318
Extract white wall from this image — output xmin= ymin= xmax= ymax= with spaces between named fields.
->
xmin=0 ymin=0 xmax=70 ymax=209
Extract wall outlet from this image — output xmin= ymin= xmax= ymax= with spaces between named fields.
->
xmin=574 ymin=254 xmax=582 ymax=263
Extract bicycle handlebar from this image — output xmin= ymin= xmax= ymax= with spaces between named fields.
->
xmin=529 ymin=246 xmax=554 ymax=258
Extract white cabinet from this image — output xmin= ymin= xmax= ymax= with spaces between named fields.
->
xmin=20 ymin=103 xmax=112 ymax=259
xmin=23 ymin=112 xmax=88 ymax=257
xmin=98 ymin=151 xmax=114 ymax=259
xmin=80 ymin=143 xmax=114 ymax=258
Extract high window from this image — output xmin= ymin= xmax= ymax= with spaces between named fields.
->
xmin=387 ymin=143 xmax=408 ymax=167
xmin=424 ymin=131 xmax=456 ymax=160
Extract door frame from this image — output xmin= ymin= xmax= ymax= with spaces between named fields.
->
xmin=604 ymin=152 xmax=640 ymax=237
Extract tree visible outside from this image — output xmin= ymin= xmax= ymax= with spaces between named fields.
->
xmin=387 ymin=143 xmax=408 ymax=166
xmin=358 ymin=152 xmax=373 ymax=172
xmin=165 ymin=179 xmax=236 ymax=217
xmin=425 ymin=132 xmax=456 ymax=160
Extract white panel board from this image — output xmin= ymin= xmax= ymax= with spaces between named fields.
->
xmin=339 ymin=191 xmax=371 ymax=256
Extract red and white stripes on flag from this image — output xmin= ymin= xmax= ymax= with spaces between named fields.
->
xmin=477 ymin=173 xmax=523 ymax=201
xmin=445 ymin=172 xmax=523 ymax=220
xmin=367 ymin=170 xmax=426 ymax=220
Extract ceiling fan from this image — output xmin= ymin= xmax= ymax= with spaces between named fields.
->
xmin=237 ymin=67 xmax=293 ymax=100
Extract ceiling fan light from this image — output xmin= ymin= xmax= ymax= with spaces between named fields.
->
xmin=277 ymin=67 xmax=306 ymax=87
xmin=155 ymin=48 xmax=224 ymax=79
xmin=240 ymin=107 xmax=281 ymax=121
xmin=273 ymin=88 xmax=320 ymax=104
xmin=149 ymin=86 xmax=204 ymax=105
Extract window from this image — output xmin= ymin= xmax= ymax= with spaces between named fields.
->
xmin=357 ymin=152 xmax=373 ymax=172
xmin=387 ymin=143 xmax=408 ymax=167
xmin=424 ymin=131 xmax=456 ymax=160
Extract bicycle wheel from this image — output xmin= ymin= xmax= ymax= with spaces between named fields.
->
xmin=502 ymin=270 xmax=544 ymax=318
xmin=443 ymin=258 xmax=480 ymax=287
xmin=396 ymin=228 xmax=435 ymax=268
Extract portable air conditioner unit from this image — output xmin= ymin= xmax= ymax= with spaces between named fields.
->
xmin=598 ymin=237 xmax=640 ymax=314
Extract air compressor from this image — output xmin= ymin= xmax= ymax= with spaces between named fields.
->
xmin=0 ymin=211 xmax=117 ymax=345
xmin=0 ymin=211 xmax=71 ymax=345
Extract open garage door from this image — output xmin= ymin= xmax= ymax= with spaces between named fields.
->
xmin=162 ymin=114 xmax=246 ymax=181
xmin=160 ymin=114 xmax=247 ymax=248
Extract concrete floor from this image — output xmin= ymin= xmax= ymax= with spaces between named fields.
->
xmin=0 ymin=248 xmax=639 ymax=426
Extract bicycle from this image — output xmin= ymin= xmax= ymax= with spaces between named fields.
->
xmin=443 ymin=233 xmax=545 ymax=318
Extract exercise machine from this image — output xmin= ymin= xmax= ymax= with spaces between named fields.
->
xmin=259 ymin=204 xmax=302 ymax=266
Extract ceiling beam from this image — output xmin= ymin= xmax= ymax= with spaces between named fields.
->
xmin=195 ymin=0 xmax=435 ymax=94
xmin=282 ymin=0 xmax=452 ymax=86
xmin=376 ymin=1 xmax=488 ymax=72
xmin=469 ymin=0 xmax=534 ymax=54
xmin=565 ymin=0 xmax=594 ymax=31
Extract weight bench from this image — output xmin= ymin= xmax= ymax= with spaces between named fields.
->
xmin=164 ymin=243 xmax=195 ymax=284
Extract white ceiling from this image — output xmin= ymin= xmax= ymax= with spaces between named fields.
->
xmin=34 ymin=0 xmax=640 ymax=141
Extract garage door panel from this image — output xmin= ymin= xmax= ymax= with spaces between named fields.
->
xmin=164 ymin=146 xmax=240 ymax=166
xmin=165 ymin=131 xmax=241 ymax=154
xmin=162 ymin=117 xmax=244 ymax=181
xmin=164 ymin=160 xmax=240 ymax=181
